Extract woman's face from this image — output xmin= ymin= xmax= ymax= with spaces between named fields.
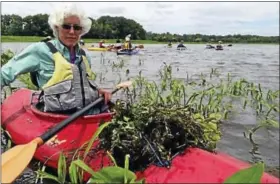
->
xmin=57 ymin=16 xmax=82 ymax=47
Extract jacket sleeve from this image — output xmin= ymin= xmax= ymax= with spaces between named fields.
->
xmin=1 ymin=43 xmax=41 ymax=88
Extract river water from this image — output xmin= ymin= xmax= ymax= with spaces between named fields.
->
xmin=1 ymin=43 xmax=279 ymax=176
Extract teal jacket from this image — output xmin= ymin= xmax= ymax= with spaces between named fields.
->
xmin=1 ymin=39 xmax=91 ymax=89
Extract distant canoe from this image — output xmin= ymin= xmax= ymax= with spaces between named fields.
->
xmin=206 ymin=45 xmax=215 ymax=49
xmin=117 ymin=49 xmax=140 ymax=55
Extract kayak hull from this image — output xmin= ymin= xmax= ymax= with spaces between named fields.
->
xmin=216 ymin=45 xmax=224 ymax=50
xmin=138 ymin=148 xmax=279 ymax=183
xmin=117 ymin=49 xmax=139 ymax=55
xmin=206 ymin=45 xmax=215 ymax=49
xmin=1 ymin=89 xmax=279 ymax=183
xmin=177 ymin=47 xmax=186 ymax=50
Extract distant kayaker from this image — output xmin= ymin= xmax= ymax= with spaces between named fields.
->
xmin=177 ymin=40 xmax=186 ymax=48
xmin=99 ymin=39 xmax=108 ymax=48
xmin=123 ymin=34 xmax=133 ymax=51
xmin=217 ymin=40 xmax=223 ymax=46
xmin=168 ymin=41 xmax=172 ymax=47
xmin=216 ymin=41 xmax=223 ymax=50
xmin=0 ymin=3 xmax=111 ymax=115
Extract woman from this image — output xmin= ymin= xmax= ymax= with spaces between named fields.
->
xmin=1 ymin=3 xmax=111 ymax=114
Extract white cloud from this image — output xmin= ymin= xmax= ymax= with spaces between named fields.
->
xmin=98 ymin=7 xmax=126 ymax=15
xmin=1 ymin=1 xmax=279 ymax=36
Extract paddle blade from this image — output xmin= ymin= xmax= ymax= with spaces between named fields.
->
xmin=1 ymin=138 xmax=42 ymax=183
xmin=116 ymin=81 xmax=132 ymax=89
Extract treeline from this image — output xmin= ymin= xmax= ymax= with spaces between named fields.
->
xmin=146 ymin=32 xmax=279 ymax=44
xmin=1 ymin=14 xmax=146 ymax=40
xmin=1 ymin=14 xmax=279 ymax=43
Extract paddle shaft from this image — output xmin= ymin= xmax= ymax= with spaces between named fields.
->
xmin=40 ymin=88 xmax=119 ymax=142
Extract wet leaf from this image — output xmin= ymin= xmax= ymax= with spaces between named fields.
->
xmin=224 ymin=162 xmax=264 ymax=183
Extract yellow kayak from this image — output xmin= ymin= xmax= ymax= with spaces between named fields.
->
xmin=87 ymin=47 xmax=109 ymax=51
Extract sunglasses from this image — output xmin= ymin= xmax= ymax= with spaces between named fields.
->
xmin=61 ymin=24 xmax=82 ymax=31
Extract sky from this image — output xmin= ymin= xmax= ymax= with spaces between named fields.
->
xmin=1 ymin=1 xmax=279 ymax=36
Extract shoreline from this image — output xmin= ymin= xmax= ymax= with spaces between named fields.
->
xmin=1 ymin=36 xmax=278 ymax=45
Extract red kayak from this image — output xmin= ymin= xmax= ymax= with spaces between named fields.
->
xmin=1 ymin=89 xmax=114 ymax=173
xmin=1 ymin=89 xmax=279 ymax=183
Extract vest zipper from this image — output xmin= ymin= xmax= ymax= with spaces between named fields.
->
xmin=78 ymin=64 xmax=86 ymax=107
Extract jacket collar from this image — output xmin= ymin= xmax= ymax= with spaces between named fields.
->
xmin=53 ymin=38 xmax=81 ymax=55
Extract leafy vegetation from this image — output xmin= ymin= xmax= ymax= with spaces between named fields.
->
xmin=1 ymin=49 xmax=14 ymax=65
xmin=1 ymin=14 xmax=279 ymax=43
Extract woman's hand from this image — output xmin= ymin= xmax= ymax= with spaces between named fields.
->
xmin=98 ymin=89 xmax=112 ymax=104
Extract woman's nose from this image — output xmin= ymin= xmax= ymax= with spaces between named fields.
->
xmin=69 ymin=26 xmax=75 ymax=33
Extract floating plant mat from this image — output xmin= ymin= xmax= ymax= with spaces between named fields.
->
xmin=98 ymin=64 xmax=279 ymax=171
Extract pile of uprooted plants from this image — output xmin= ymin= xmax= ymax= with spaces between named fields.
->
xmin=97 ymin=63 xmax=279 ymax=171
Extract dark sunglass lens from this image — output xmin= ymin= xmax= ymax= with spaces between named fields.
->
xmin=62 ymin=24 xmax=71 ymax=30
xmin=73 ymin=25 xmax=82 ymax=31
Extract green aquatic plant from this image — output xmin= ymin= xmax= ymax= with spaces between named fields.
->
xmin=1 ymin=49 xmax=14 ymax=65
xmin=37 ymin=153 xmax=144 ymax=184
xmin=111 ymin=59 xmax=125 ymax=71
xmin=224 ymin=162 xmax=264 ymax=183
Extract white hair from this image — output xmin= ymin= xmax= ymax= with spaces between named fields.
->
xmin=48 ymin=3 xmax=92 ymax=38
